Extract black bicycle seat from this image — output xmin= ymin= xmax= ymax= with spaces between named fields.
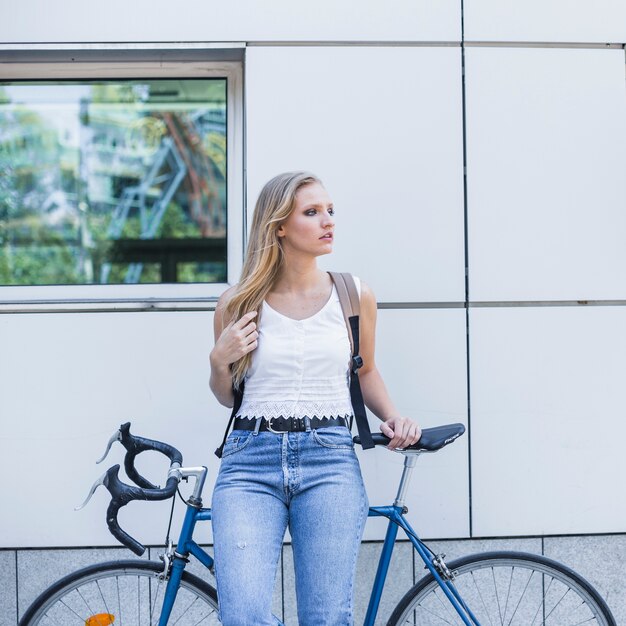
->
xmin=354 ymin=423 xmax=465 ymax=452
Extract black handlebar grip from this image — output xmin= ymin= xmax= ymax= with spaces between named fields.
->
xmin=102 ymin=465 xmax=147 ymax=556
xmin=118 ymin=422 xmax=183 ymax=489
xmin=102 ymin=464 xmax=180 ymax=556
xmin=124 ymin=452 xmax=158 ymax=490
xmin=106 ymin=497 xmax=146 ymax=556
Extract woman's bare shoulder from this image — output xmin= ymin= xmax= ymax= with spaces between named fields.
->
xmin=217 ymin=284 xmax=238 ymax=307
xmin=359 ymin=280 xmax=376 ymax=304
xmin=215 ymin=284 xmax=239 ymax=324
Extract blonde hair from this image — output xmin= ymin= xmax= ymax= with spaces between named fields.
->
xmin=226 ymin=171 xmax=322 ymax=387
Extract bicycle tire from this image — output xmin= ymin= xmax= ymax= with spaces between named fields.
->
xmin=387 ymin=550 xmax=616 ymax=626
xmin=19 ymin=559 xmax=219 ymax=626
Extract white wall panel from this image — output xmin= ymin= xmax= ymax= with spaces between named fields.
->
xmin=0 ymin=0 xmax=460 ymax=44
xmin=465 ymin=0 xmax=626 ymax=43
xmin=246 ymin=47 xmax=465 ymax=303
xmin=361 ymin=308 xmax=469 ymax=540
xmin=0 ymin=311 xmax=225 ymax=548
xmin=470 ymin=306 xmax=626 ymax=537
xmin=466 ymin=48 xmax=626 ymax=301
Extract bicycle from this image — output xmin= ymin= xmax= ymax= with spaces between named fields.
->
xmin=20 ymin=421 xmax=616 ymax=625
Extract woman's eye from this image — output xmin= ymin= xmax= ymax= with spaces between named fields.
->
xmin=304 ymin=207 xmax=333 ymax=216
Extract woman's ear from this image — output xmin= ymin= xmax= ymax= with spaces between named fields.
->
xmin=276 ymin=224 xmax=286 ymax=238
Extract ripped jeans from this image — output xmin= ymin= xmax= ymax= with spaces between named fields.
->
xmin=211 ymin=426 xmax=369 ymax=626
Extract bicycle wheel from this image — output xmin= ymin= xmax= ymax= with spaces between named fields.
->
xmin=20 ymin=559 xmax=219 ymax=626
xmin=388 ymin=550 xmax=616 ymax=626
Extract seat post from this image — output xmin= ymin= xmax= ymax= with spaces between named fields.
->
xmin=393 ymin=454 xmax=419 ymax=508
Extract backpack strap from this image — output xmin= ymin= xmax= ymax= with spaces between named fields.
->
xmin=328 ymin=272 xmax=375 ymax=450
xmin=214 ymin=380 xmax=244 ymax=458
xmin=330 ymin=272 xmax=359 ymax=355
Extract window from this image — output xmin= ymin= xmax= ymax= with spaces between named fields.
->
xmin=0 ymin=58 xmax=243 ymax=304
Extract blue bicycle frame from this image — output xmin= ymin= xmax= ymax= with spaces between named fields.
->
xmin=158 ymin=505 xmax=214 ymax=626
xmin=365 ymin=506 xmax=479 ymax=626
xmin=157 ymin=502 xmax=480 ymax=626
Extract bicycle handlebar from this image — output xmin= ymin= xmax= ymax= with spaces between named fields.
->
xmin=78 ymin=422 xmax=183 ymax=556
xmin=117 ymin=422 xmax=182 ymax=489
xmin=103 ymin=464 xmax=180 ymax=555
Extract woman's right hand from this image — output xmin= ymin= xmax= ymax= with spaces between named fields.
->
xmin=210 ymin=311 xmax=258 ymax=369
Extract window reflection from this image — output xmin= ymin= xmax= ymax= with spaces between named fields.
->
xmin=0 ymin=79 xmax=227 ymax=285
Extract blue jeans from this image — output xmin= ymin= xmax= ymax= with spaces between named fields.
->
xmin=211 ymin=425 xmax=369 ymax=626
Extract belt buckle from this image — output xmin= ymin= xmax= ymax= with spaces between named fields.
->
xmin=266 ymin=417 xmax=290 ymax=434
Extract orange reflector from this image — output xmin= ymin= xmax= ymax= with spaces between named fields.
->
xmin=85 ymin=614 xmax=115 ymax=625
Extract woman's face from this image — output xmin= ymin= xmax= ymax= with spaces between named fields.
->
xmin=277 ymin=182 xmax=335 ymax=257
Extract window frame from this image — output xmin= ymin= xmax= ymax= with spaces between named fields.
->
xmin=0 ymin=57 xmax=244 ymax=311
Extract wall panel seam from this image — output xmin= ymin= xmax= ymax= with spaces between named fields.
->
xmin=245 ymin=41 xmax=623 ymax=49
xmin=246 ymin=41 xmax=461 ymax=47
xmin=14 ymin=550 xmax=18 ymax=625
xmin=464 ymin=41 xmax=624 ymax=49
xmin=460 ymin=0 xmax=474 ymax=540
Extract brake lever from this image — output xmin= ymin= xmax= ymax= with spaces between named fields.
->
xmin=96 ymin=427 xmax=122 ymax=464
xmin=75 ymin=469 xmax=108 ymax=510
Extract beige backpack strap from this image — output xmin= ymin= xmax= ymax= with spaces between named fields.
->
xmin=329 ymin=272 xmax=359 ymax=356
xmin=328 ymin=271 xmax=374 ymax=450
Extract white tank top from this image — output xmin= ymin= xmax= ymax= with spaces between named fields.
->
xmin=235 ymin=277 xmax=361 ymax=420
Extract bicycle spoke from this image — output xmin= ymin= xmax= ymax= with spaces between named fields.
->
xmin=471 ymin=570 xmax=495 ymax=626
xmin=116 ymin=575 xmax=123 ymax=626
xmin=76 ymin=584 xmax=96 ymax=617
xmin=150 ymin=575 xmax=165 ymax=626
xmin=434 ymin=586 xmax=460 ymax=624
xmin=564 ymin=598 xmax=598 ymax=625
xmin=502 ymin=566 xmax=514 ymax=624
xmin=95 ymin=579 xmax=112 ymax=618
xmin=530 ymin=574 xmax=553 ymax=625
xmin=411 ymin=600 xmax=457 ymax=625
xmin=506 ymin=567 xmax=536 ymax=626
xmin=543 ymin=587 xmax=572 ymax=623
xmin=491 ymin=567 xmax=504 ymax=625
xmin=571 ymin=617 xmax=601 ymax=625
xmin=137 ymin=575 xmax=141 ymax=625
xmin=172 ymin=596 xmax=201 ymax=625
xmin=57 ymin=595 xmax=90 ymax=623
xmin=186 ymin=598 xmax=215 ymax=626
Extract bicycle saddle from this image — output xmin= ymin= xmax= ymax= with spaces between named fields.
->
xmin=354 ymin=422 xmax=465 ymax=453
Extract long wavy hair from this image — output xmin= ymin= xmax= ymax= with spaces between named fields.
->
xmin=226 ymin=171 xmax=322 ymax=387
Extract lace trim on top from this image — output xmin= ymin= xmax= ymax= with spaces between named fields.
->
xmin=236 ymin=402 xmax=354 ymax=421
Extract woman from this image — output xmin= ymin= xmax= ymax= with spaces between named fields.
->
xmin=209 ymin=171 xmax=421 ymax=625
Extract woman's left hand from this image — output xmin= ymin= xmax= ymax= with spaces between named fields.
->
xmin=380 ymin=417 xmax=422 ymax=450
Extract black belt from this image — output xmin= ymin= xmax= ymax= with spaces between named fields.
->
xmin=233 ymin=416 xmax=348 ymax=433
